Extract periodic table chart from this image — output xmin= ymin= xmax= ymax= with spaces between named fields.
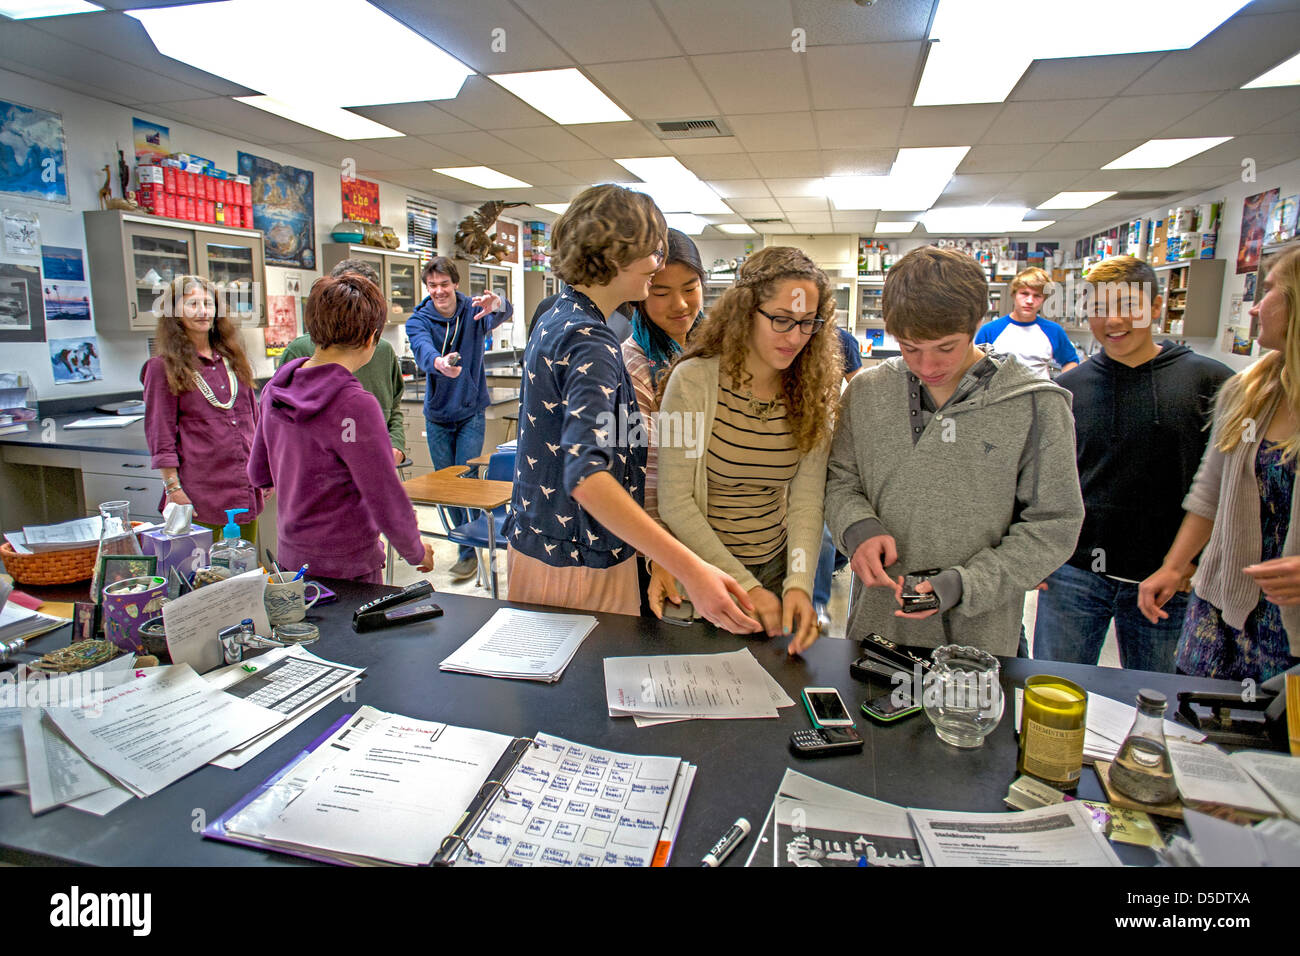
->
xmin=465 ymin=732 xmax=681 ymax=867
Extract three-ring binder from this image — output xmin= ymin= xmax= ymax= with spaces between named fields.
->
xmin=432 ymin=734 xmax=536 ymax=866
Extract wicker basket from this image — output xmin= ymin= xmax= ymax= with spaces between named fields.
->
xmin=0 ymin=522 xmax=146 ymax=586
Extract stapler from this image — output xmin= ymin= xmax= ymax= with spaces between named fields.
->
xmin=1175 ymin=688 xmax=1289 ymax=752
xmin=352 ymin=581 xmax=443 ymax=633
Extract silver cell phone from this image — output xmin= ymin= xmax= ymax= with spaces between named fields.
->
xmin=661 ymin=599 xmax=694 ymax=626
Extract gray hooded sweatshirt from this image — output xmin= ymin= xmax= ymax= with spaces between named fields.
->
xmin=825 ymin=353 xmax=1084 ymax=656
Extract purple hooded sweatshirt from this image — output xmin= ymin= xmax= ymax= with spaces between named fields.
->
xmin=248 ymin=357 xmax=423 ymax=580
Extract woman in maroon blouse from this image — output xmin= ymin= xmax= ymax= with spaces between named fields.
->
xmin=141 ymin=274 xmax=264 ymax=537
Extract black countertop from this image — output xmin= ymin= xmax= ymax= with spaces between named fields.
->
xmin=0 ymin=579 xmax=1246 ymax=868
xmin=0 ymin=413 xmax=149 ymax=456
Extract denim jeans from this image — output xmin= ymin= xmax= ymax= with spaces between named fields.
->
xmin=1033 ymin=561 xmax=1187 ymax=672
xmin=425 ymin=411 xmax=486 ymax=562
xmin=812 ymin=526 xmax=848 ymax=606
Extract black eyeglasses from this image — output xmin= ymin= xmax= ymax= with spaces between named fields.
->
xmin=756 ymin=307 xmax=824 ymax=336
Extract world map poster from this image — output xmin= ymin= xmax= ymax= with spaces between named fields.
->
xmin=0 ymin=99 xmax=69 ymax=205
xmin=237 ymin=151 xmax=315 ymax=269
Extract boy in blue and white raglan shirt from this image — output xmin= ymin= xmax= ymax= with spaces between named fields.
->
xmin=975 ymin=267 xmax=1079 ymax=380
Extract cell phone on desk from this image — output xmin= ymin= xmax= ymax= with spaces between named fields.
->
xmin=789 ymin=726 xmax=864 ymax=758
xmin=661 ymin=599 xmax=694 ymax=627
xmin=901 ymin=568 xmax=942 ymax=613
xmin=802 ymin=687 xmax=855 ymax=728
xmin=862 ymin=691 xmax=921 ymax=723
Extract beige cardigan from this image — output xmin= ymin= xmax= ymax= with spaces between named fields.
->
xmin=1184 ymin=395 xmax=1300 ymax=655
xmin=657 ymin=355 xmax=828 ymax=597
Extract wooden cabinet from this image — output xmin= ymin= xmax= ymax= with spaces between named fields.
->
xmin=83 ymin=210 xmax=266 ymax=332
xmin=1157 ymin=259 xmax=1225 ymax=338
xmin=321 ymin=243 xmax=421 ymax=325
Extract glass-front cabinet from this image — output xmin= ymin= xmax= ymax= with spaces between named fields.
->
xmin=84 ymin=210 xmax=267 ymax=332
xmin=322 ymin=243 xmax=421 ymax=324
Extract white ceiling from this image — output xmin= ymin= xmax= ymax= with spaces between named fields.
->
xmin=3 ymin=0 xmax=1299 ymax=239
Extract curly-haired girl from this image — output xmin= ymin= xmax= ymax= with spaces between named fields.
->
xmin=653 ymin=246 xmax=842 ymax=653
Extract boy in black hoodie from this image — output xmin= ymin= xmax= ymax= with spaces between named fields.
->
xmin=1034 ymin=256 xmax=1231 ymax=671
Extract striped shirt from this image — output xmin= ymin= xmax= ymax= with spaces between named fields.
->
xmin=705 ymin=383 xmax=799 ymax=564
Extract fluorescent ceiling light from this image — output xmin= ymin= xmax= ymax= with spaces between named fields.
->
xmin=489 ymin=68 xmax=629 ymax=125
xmin=131 ymin=0 xmax=472 ymax=137
xmin=434 ymin=167 xmax=532 ymax=189
xmin=874 ymin=222 xmax=918 ymax=233
xmin=825 ymin=146 xmax=969 ymax=211
xmin=236 ymin=96 xmax=401 ymax=140
xmin=615 ymin=156 xmax=731 ymax=215
xmin=1038 ymin=191 xmax=1116 ymax=209
xmin=915 ymin=0 xmax=1251 ymax=105
xmin=0 ymin=0 xmax=99 ymax=16
xmin=1243 ymin=50 xmax=1300 ymax=88
xmin=537 ymin=203 xmax=570 ymax=215
xmin=1102 ymin=137 xmax=1231 ymax=169
xmin=922 ymin=207 xmax=1055 ymax=234
xmin=717 ymin=223 xmax=756 ymax=235
xmin=665 ymin=214 xmax=708 ymax=235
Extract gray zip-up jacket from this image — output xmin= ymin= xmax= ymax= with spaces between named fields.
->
xmin=825 ymin=353 xmax=1084 ymax=655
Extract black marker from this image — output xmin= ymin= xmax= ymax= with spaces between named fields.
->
xmin=701 ymin=818 xmax=750 ymax=867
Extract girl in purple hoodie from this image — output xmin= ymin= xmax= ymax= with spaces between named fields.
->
xmin=248 ymin=275 xmax=434 ymax=582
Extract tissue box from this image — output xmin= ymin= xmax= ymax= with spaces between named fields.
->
xmin=140 ymin=527 xmax=212 ymax=582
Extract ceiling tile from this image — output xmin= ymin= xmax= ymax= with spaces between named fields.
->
xmin=753 ymin=151 xmax=826 ymax=178
xmin=1130 ymin=166 xmax=1242 ymax=191
xmin=568 ymin=122 xmax=667 ymax=155
xmin=1125 ymin=12 xmax=1300 ymax=95
xmin=939 ymin=173 xmax=1017 ymax=199
xmin=432 ymin=130 xmax=540 ymax=164
xmin=664 ymin=136 xmax=745 ymax=154
xmin=707 ymin=180 xmax=773 ymax=198
xmin=513 ymin=0 xmax=681 ymax=62
xmin=487 ymin=163 xmax=588 ymax=186
xmin=1003 ymin=170 xmax=1097 ymax=195
xmin=764 ymin=177 xmax=827 ymax=197
xmin=146 ymin=98 xmax=325 ymax=146
xmin=587 ymin=58 xmax=720 ymax=121
xmin=726 ymin=197 xmax=784 ymax=213
xmin=813 ymin=108 xmax=905 ymax=148
xmin=899 ymin=104 xmax=1001 ymax=147
xmin=494 ymin=126 xmax=604 ymax=161
xmin=725 ymin=112 xmax=818 ymax=152
xmin=287 ymin=141 xmax=411 ymax=171
xmin=366 ymin=136 xmax=474 ymax=167
xmin=437 ymin=76 xmax=554 ymax=130
xmin=1066 ymin=93 xmax=1219 ymax=142
xmin=981 ymin=98 xmax=1111 ymax=145
xmin=1034 ymin=140 xmax=1145 ymax=170
xmin=1060 ymin=169 xmax=1163 ymax=191
xmin=549 ymin=158 xmax=640 ymax=182
xmin=830 ymin=214 xmax=880 ymax=230
xmin=790 ymin=0 xmax=936 ymax=43
xmin=778 ymin=196 xmax=830 ymax=213
xmin=692 ymin=51 xmax=812 ymax=114
xmin=1179 ymin=134 xmax=1299 ymax=166
xmin=822 ymin=148 xmax=896 ymax=176
xmin=805 ymin=43 xmax=925 ymax=110
xmin=379 ymin=0 xmax=573 ymax=73
xmin=956 ymin=143 xmax=1054 ymax=173
xmin=653 ymin=0 xmax=794 ymax=54
xmin=787 ymin=218 xmax=834 ymax=231
xmin=1009 ymin=52 xmax=1165 ymax=102
xmin=753 ymin=222 xmax=795 ymax=233
xmin=1254 ymin=109 xmax=1300 ymax=135
xmin=1160 ymin=88 xmax=1300 ymax=137
xmin=349 ymin=103 xmax=477 ymax=136
xmin=679 ymin=153 xmax=762 ymax=179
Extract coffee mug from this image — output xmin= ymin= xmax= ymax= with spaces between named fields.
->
xmin=264 ymin=572 xmax=321 ymax=626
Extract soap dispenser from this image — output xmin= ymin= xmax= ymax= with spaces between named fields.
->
xmin=208 ymin=508 xmax=257 ymax=574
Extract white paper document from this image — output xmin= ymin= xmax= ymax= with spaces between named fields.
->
xmin=605 ymin=647 xmax=781 ymax=721
xmin=1232 ymin=751 xmax=1300 ymax=821
xmin=1167 ymin=739 xmax=1280 ymax=816
xmin=463 ymin=732 xmax=682 ymax=868
xmin=64 ymin=416 xmax=143 ymax=429
xmin=440 ymin=608 xmax=597 ymax=681
xmin=0 ymin=706 xmax=23 ymax=790
xmin=907 ymin=802 xmax=1121 ymax=867
xmin=1182 ymin=809 xmax=1300 ymax=866
xmin=162 ymin=568 xmax=271 ymax=675
xmin=42 ymin=665 xmax=280 ymax=797
xmin=18 ymin=516 xmax=102 ymax=551
xmin=22 ymin=706 xmax=120 ymax=814
xmin=0 ymin=603 xmax=69 ymax=643
xmin=632 ymin=664 xmax=794 ymax=727
xmin=231 ymin=708 xmax=516 ymax=866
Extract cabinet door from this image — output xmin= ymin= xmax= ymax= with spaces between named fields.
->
xmin=386 ymin=257 xmax=418 ymax=322
xmin=468 ymin=266 xmax=488 ymax=297
xmin=123 ymin=222 xmax=194 ymax=331
xmin=490 ymin=269 xmax=511 ymax=303
xmin=197 ymin=232 xmax=264 ymax=326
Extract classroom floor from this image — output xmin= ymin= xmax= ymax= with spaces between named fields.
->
xmin=387 ymin=510 xmax=1122 ymax=669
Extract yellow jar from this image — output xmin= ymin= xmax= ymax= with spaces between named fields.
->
xmin=1018 ymin=675 xmax=1088 ymax=790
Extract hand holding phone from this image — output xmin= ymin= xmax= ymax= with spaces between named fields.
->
xmin=899 ymin=568 xmax=942 ymax=615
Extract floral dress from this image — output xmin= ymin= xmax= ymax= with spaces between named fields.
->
xmin=1177 ymin=439 xmax=1300 ymax=681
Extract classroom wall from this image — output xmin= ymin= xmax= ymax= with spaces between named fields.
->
xmin=0 ymin=67 xmax=466 ymax=401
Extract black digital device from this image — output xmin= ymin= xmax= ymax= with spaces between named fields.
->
xmin=381 ymin=600 xmax=443 ymax=627
xmin=352 ymin=581 xmax=435 ymax=632
xmin=850 ymin=632 xmax=933 ymax=683
xmin=901 ymin=568 xmax=943 ymax=613
xmin=445 ymin=352 xmax=461 ymax=367
xmin=661 ymin=599 xmax=694 ymax=627
xmin=861 ymin=691 xmax=922 ymax=723
xmin=789 ymin=726 xmax=864 ymax=758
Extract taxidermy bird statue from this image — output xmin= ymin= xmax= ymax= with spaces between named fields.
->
xmin=454 ymin=200 xmax=527 ymax=263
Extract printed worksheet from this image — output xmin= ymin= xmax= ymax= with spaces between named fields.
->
xmin=463 ymin=732 xmax=681 ymax=867
xmin=605 ymin=648 xmax=780 ymax=720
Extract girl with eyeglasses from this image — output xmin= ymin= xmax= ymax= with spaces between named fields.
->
xmin=652 ymin=247 xmax=842 ymax=653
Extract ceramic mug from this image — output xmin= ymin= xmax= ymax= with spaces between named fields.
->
xmin=264 ymin=572 xmax=321 ymax=626
xmin=102 ymin=576 xmax=168 ymax=653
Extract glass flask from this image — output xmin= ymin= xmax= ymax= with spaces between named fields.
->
xmin=923 ymin=645 xmax=1005 ymax=748
xmin=1108 ymin=689 xmax=1179 ymax=805
xmin=90 ymin=500 xmax=141 ymax=600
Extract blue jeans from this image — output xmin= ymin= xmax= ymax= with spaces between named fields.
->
xmin=813 ymin=526 xmax=848 ymax=607
xmin=1033 ymin=562 xmax=1187 ymax=673
xmin=426 ymin=411 xmax=486 ymax=562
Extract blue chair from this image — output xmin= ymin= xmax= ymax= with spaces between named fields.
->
xmin=444 ymin=450 xmax=514 ymax=597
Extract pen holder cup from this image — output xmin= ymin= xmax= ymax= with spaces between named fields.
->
xmin=264 ymin=573 xmax=321 ymax=626
xmin=102 ymin=576 xmax=168 ymax=653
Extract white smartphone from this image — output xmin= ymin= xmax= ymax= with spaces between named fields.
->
xmin=802 ymin=687 xmax=855 ymax=728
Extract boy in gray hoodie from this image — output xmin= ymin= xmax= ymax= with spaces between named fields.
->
xmin=825 ymin=247 xmax=1084 ymax=656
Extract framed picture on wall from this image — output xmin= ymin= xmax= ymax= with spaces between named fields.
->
xmin=0 ymin=260 xmax=44 ymax=342
xmin=0 ymin=99 xmax=69 ymax=206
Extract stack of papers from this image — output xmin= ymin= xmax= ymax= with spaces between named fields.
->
xmin=5 ymin=516 xmax=103 ymax=555
xmin=604 ymin=648 xmax=794 ymax=727
xmin=1167 ymin=741 xmax=1300 ymax=820
xmin=0 ymin=603 xmax=68 ymax=644
xmin=747 ymin=769 xmax=1121 ymax=867
xmin=440 ymin=608 xmax=596 ymax=682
